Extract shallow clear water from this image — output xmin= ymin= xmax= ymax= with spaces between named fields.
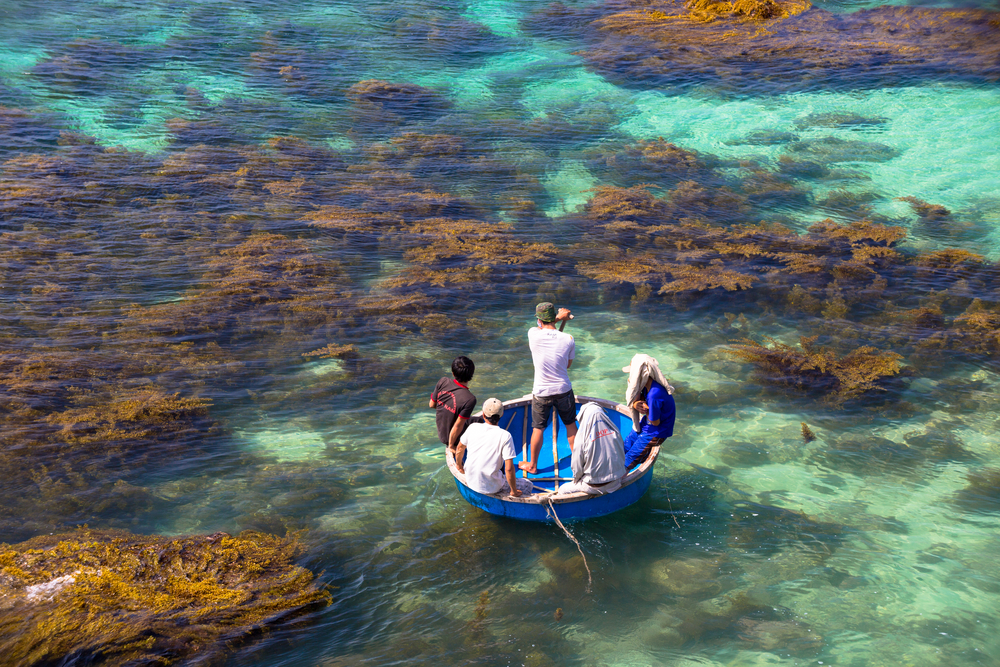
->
xmin=3 ymin=0 xmax=1000 ymax=665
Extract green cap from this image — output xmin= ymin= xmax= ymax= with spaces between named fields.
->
xmin=535 ymin=302 xmax=556 ymax=323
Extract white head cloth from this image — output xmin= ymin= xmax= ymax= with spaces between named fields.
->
xmin=623 ymin=353 xmax=674 ymax=432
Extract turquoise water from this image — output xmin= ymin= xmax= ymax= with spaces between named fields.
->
xmin=3 ymin=0 xmax=1000 ymax=664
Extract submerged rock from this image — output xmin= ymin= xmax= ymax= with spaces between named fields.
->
xmin=727 ymin=130 xmax=800 ymax=146
xmin=820 ymin=435 xmax=925 ymax=475
xmin=952 ymin=468 xmax=1000 ymax=513
xmin=794 ymin=112 xmax=887 ymax=130
xmin=0 ymin=528 xmax=329 ymax=666
xmin=785 ymin=136 xmax=899 ymax=164
xmin=735 ymin=617 xmax=823 ymax=654
xmin=648 ymin=555 xmax=727 ymax=597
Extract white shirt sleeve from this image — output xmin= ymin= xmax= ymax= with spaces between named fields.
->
xmin=500 ymin=432 xmax=516 ymax=461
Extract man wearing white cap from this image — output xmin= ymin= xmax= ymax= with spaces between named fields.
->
xmin=455 ymin=398 xmax=534 ymax=497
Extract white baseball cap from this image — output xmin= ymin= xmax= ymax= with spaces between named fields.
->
xmin=483 ymin=397 xmax=504 ymax=419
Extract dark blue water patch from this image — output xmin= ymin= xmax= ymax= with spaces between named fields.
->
xmin=0 ymin=77 xmax=34 ymax=109
xmin=0 ymin=106 xmax=68 ymax=155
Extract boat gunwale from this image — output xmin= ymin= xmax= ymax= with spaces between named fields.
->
xmin=445 ymin=394 xmax=660 ymax=505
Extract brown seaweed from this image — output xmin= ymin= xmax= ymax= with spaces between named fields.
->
xmin=726 ymin=336 xmax=904 ymax=404
xmin=0 ymin=528 xmax=329 ymax=666
xmin=548 ymin=0 xmax=1000 ymax=92
xmin=346 ymin=79 xmax=452 ymax=125
xmin=801 ymin=422 xmax=816 ymax=443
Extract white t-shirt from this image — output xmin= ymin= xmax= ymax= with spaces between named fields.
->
xmin=460 ymin=422 xmax=516 ymax=495
xmin=528 ymin=327 xmax=575 ymax=396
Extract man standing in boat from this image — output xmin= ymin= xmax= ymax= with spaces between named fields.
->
xmin=519 ymin=302 xmax=577 ymax=474
xmin=429 ymin=355 xmax=477 ymax=453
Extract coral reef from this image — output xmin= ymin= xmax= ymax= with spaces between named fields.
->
xmin=0 ymin=528 xmax=329 ymax=666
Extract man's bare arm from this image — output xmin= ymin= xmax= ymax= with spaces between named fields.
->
xmin=505 ymin=460 xmax=521 ymax=497
xmin=556 ymin=308 xmax=572 ymax=332
xmin=455 ymin=442 xmax=466 ymax=474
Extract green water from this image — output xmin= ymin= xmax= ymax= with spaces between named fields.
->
xmin=2 ymin=0 xmax=1000 ymax=664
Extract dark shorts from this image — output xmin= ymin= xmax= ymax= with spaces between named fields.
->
xmin=531 ymin=390 xmax=576 ymax=431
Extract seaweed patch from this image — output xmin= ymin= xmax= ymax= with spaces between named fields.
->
xmin=0 ymin=528 xmax=329 ymax=666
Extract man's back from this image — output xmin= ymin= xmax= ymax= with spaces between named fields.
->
xmin=573 ymin=403 xmax=625 ymax=485
xmin=432 ymin=377 xmax=476 ymax=446
xmin=461 ymin=422 xmax=515 ymax=494
xmin=528 ymin=327 xmax=575 ymax=396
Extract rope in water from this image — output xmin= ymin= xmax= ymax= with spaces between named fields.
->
xmin=545 ymin=497 xmax=592 ymax=593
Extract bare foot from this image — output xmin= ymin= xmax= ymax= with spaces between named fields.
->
xmin=518 ymin=460 xmax=537 ymax=474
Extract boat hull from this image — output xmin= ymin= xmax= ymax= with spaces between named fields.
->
xmin=454 ymin=462 xmax=654 ymax=521
xmin=446 ymin=394 xmax=658 ymax=522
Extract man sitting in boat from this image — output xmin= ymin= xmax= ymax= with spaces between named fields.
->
xmin=519 ymin=302 xmax=577 ymax=474
xmin=622 ymin=353 xmax=676 ymax=470
xmin=557 ymin=402 xmax=626 ymax=495
xmin=429 ymin=355 xmax=477 ymax=453
xmin=455 ymin=398 xmax=534 ymax=498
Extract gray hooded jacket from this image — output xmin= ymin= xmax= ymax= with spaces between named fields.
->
xmin=571 ymin=402 xmax=626 ymax=486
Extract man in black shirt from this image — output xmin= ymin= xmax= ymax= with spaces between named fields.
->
xmin=429 ymin=356 xmax=477 ymax=452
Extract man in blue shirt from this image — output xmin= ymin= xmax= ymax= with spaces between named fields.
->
xmin=622 ymin=363 xmax=675 ymax=470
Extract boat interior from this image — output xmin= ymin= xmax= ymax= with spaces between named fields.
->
xmin=490 ymin=395 xmax=634 ymax=494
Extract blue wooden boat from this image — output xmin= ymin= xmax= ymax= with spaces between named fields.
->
xmin=445 ymin=394 xmax=659 ymax=522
